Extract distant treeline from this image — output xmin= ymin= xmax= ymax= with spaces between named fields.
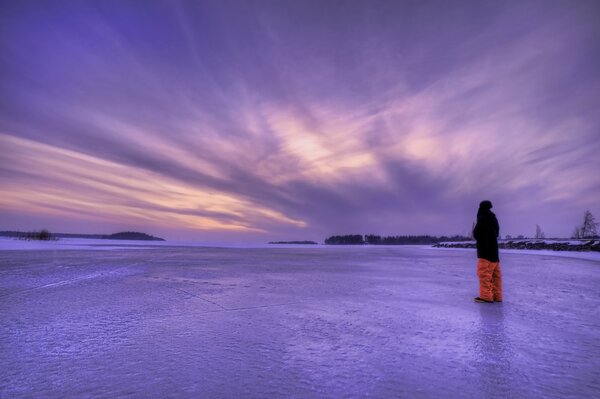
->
xmin=0 ymin=230 xmax=165 ymax=241
xmin=324 ymin=234 xmax=472 ymax=245
xmin=12 ymin=229 xmax=57 ymax=241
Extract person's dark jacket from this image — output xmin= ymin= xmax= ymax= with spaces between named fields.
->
xmin=473 ymin=206 xmax=500 ymax=262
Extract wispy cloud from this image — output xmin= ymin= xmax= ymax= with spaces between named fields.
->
xmin=0 ymin=134 xmax=306 ymax=233
xmin=1 ymin=0 xmax=598 ymax=239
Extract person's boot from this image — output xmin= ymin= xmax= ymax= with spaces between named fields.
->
xmin=474 ymin=297 xmax=493 ymax=303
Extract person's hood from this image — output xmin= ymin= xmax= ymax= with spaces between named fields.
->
xmin=478 ymin=200 xmax=493 ymax=216
xmin=479 ymin=200 xmax=493 ymax=210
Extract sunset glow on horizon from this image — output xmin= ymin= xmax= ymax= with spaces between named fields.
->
xmin=1 ymin=0 xmax=599 ymax=241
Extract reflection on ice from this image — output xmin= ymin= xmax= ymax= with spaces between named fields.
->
xmin=474 ymin=305 xmax=515 ymax=398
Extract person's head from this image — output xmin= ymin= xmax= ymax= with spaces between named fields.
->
xmin=479 ymin=200 xmax=493 ymax=210
xmin=478 ymin=200 xmax=493 ymax=215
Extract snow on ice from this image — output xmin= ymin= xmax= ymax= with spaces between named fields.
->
xmin=1 ymin=243 xmax=599 ymax=398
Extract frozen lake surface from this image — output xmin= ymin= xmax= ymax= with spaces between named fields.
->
xmin=1 ymin=243 xmax=599 ymax=398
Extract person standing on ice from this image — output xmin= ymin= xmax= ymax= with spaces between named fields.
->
xmin=472 ymin=200 xmax=502 ymax=303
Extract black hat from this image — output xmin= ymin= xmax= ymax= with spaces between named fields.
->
xmin=479 ymin=200 xmax=493 ymax=210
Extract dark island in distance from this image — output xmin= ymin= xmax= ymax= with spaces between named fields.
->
xmin=103 ymin=232 xmax=165 ymax=241
xmin=0 ymin=230 xmax=165 ymax=241
xmin=324 ymin=234 xmax=472 ymax=245
xmin=268 ymin=240 xmax=318 ymax=245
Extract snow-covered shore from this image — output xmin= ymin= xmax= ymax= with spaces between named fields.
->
xmin=432 ymin=244 xmax=600 ymax=262
xmin=1 ymin=246 xmax=598 ymax=398
xmin=435 ymin=238 xmax=600 ymax=253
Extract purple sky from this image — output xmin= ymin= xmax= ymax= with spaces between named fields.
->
xmin=1 ymin=0 xmax=599 ymax=242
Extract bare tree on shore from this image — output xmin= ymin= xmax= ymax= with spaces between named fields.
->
xmin=573 ymin=210 xmax=598 ymax=239
xmin=535 ymin=224 xmax=545 ymax=239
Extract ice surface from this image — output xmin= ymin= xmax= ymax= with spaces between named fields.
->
xmin=1 ymin=246 xmax=599 ymax=398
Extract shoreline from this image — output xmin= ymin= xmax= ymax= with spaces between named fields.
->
xmin=1 ymin=237 xmax=599 ymax=262
xmin=434 ymin=239 xmax=600 ymax=253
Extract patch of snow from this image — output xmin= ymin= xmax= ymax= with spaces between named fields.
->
xmin=0 ymin=237 xmax=159 ymax=251
xmin=0 ymin=237 xmax=331 ymax=251
xmin=432 ymin=245 xmax=600 ymax=262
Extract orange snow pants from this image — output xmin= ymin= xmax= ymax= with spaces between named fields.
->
xmin=477 ymin=258 xmax=502 ymax=302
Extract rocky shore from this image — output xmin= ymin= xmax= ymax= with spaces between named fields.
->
xmin=434 ymin=239 xmax=600 ymax=252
